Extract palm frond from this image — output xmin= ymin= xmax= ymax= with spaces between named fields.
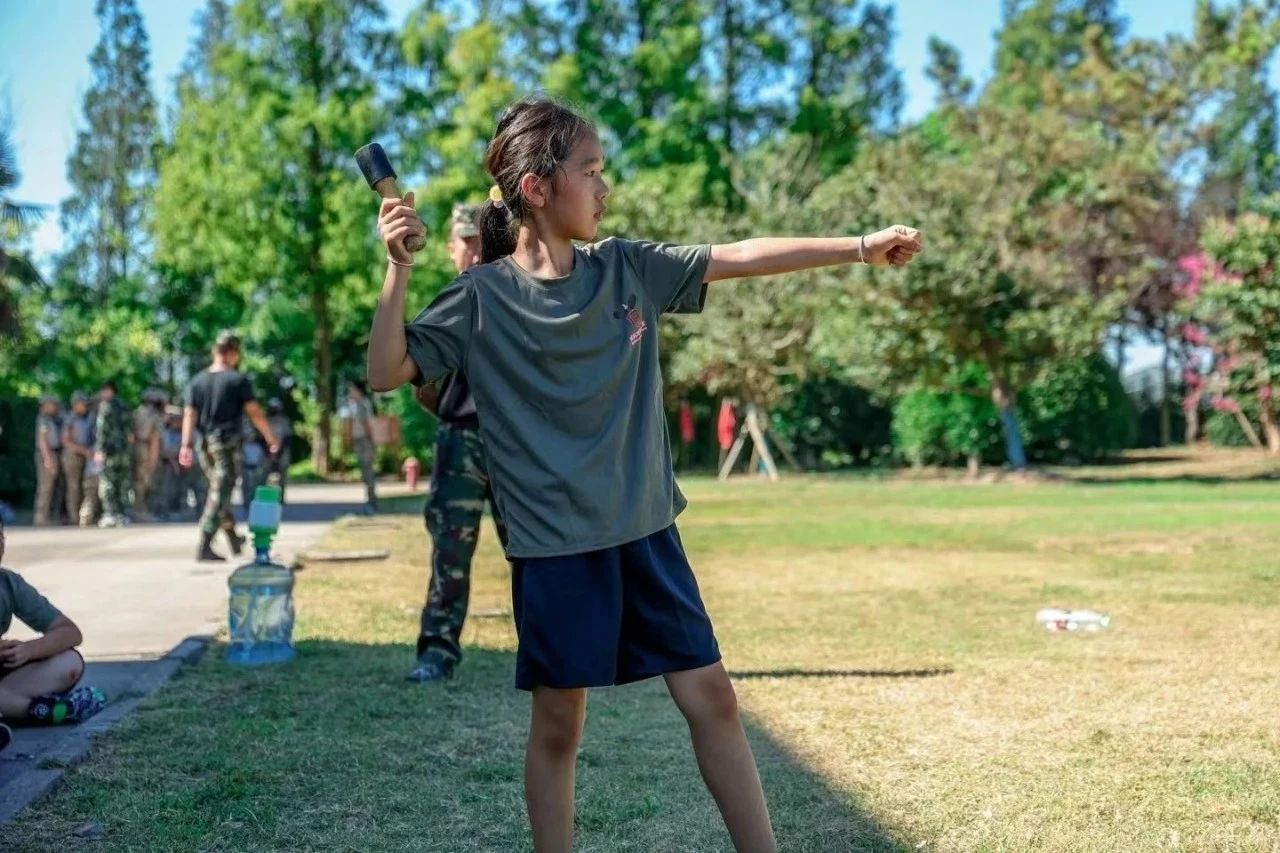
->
xmin=0 ymin=200 xmax=46 ymax=227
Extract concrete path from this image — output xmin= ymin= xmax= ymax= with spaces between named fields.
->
xmin=0 ymin=481 xmax=412 ymax=821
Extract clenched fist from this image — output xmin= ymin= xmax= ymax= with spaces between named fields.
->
xmin=862 ymin=225 xmax=923 ymax=267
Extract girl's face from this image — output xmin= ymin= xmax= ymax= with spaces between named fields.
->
xmin=539 ymin=132 xmax=609 ymax=243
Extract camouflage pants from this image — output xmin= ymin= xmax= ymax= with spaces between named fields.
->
xmin=198 ymin=435 xmax=242 ymax=535
xmin=97 ymin=453 xmax=132 ymax=518
xmin=417 ymin=423 xmax=507 ymax=663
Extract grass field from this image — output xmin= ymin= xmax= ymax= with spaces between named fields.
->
xmin=3 ymin=450 xmax=1278 ymax=851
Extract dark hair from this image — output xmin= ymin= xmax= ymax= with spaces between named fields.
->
xmin=479 ymin=97 xmax=596 ymax=264
xmin=100 ymin=380 xmax=118 ymax=393
xmin=214 ymin=329 xmax=242 ymax=355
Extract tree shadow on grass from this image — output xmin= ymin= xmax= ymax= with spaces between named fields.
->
xmin=0 ymin=638 xmax=911 ymax=852
xmin=1066 ymin=473 xmax=1280 ymax=485
xmin=729 ymin=667 xmax=953 ymax=680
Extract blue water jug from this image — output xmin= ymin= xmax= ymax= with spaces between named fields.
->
xmin=226 ymin=485 xmax=296 ymax=666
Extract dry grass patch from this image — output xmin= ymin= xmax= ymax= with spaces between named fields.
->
xmin=4 ymin=469 xmax=1279 ymax=852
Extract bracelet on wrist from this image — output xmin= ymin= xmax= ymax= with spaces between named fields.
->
xmin=387 ymin=254 xmax=414 ymax=268
xmin=858 ymin=234 xmax=868 ymax=265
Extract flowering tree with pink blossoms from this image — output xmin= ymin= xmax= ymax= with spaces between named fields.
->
xmin=1194 ymin=205 xmax=1280 ymax=453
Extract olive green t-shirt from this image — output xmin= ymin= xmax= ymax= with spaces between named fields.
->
xmin=0 ymin=568 xmax=63 ymax=637
xmin=404 ymin=238 xmax=711 ymax=558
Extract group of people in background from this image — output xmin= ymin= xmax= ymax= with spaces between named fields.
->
xmin=32 ymin=384 xmax=204 ymax=528
xmin=30 ymin=380 xmax=295 ymax=533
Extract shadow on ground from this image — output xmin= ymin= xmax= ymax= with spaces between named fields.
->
xmin=0 ymin=639 xmax=912 ymax=852
xmin=729 ymin=667 xmax=953 ymax=680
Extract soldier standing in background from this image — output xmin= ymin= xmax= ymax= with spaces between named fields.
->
xmin=61 ymin=391 xmax=96 ymax=526
xmin=408 ymin=203 xmax=507 ymax=684
xmin=345 ymin=380 xmax=379 ymax=515
xmin=32 ymin=396 xmax=64 ymax=527
xmin=131 ymin=390 xmax=164 ymax=522
xmin=180 ymin=331 xmax=279 ymax=562
xmin=94 ymin=381 xmax=132 ymax=528
xmin=157 ymin=406 xmax=184 ymax=519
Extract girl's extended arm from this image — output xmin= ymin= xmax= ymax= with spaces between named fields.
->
xmin=705 ymin=226 xmax=922 ymax=283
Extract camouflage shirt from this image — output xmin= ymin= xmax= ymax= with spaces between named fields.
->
xmin=96 ymin=398 xmax=132 ymax=455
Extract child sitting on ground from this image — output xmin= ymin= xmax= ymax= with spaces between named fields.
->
xmin=0 ymin=518 xmax=106 ymax=751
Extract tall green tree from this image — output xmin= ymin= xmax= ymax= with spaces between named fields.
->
xmin=653 ymin=0 xmax=904 ymax=410
xmin=543 ymin=0 xmax=723 ymax=196
xmin=812 ymin=106 xmax=1125 ymax=469
xmin=925 ymin=37 xmax=974 ymax=108
xmin=991 ymin=0 xmax=1125 ymax=110
xmin=1186 ymin=0 xmax=1280 ymax=222
xmin=37 ymin=0 xmax=162 ymax=398
xmin=154 ymin=0 xmax=390 ymax=472
xmin=59 ymin=0 xmax=158 ymax=301
xmin=786 ymin=0 xmax=903 ymax=175
xmin=0 ymin=117 xmax=45 ymax=397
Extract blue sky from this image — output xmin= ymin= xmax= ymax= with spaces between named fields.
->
xmin=0 ymin=0 xmax=1221 ymax=264
xmin=2 ymin=1 xmax=1228 ymax=259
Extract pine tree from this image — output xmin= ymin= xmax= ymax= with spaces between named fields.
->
xmin=155 ymin=0 xmax=391 ymax=473
xmin=59 ymin=0 xmax=158 ymax=302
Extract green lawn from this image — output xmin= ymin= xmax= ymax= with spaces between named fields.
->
xmin=4 ymin=451 xmax=1279 ymax=851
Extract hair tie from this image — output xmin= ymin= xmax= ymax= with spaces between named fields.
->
xmin=489 ymin=185 xmax=504 ymax=207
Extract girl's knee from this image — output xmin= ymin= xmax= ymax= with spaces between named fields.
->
xmin=680 ymin=671 xmax=740 ymax=724
xmin=530 ymin=689 xmax=586 ymax=755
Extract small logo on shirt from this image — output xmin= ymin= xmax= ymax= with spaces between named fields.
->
xmin=614 ymin=295 xmax=647 ymax=346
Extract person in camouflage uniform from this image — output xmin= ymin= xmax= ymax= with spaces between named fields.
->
xmin=409 ymin=203 xmax=508 ymax=684
xmin=94 ymin=381 xmax=133 ymax=528
xmin=32 ymin=396 xmax=64 ymax=527
xmin=60 ymin=391 xmax=96 ymax=526
xmin=180 ymin=331 xmax=279 ymax=562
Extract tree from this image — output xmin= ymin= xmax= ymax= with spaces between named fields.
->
xmin=812 ymin=105 xmax=1125 ymax=469
xmin=542 ymin=0 xmax=725 ymax=201
xmin=785 ymin=0 xmax=903 ymax=175
xmin=1197 ymin=199 xmax=1280 ymax=454
xmin=0 ymin=117 xmax=46 ymax=397
xmin=58 ymin=0 xmax=158 ymax=302
xmin=154 ymin=0 xmax=391 ymax=473
xmin=34 ymin=0 xmax=163 ymax=399
xmin=0 ymin=117 xmax=43 ymax=337
xmin=925 ymin=37 xmax=973 ymax=108
xmin=990 ymin=0 xmax=1125 ymax=110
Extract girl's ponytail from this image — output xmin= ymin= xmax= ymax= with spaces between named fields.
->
xmin=479 ymin=199 xmax=517 ymax=264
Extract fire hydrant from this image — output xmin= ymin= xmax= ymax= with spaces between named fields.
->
xmin=402 ymin=456 xmax=420 ymax=491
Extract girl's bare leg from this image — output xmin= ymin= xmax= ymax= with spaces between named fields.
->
xmin=665 ymin=662 xmax=776 ymax=853
xmin=525 ymin=686 xmax=587 ymax=853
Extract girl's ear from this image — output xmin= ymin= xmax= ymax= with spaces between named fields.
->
xmin=519 ymin=172 xmax=548 ymax=210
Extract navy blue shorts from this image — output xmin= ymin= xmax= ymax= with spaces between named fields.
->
xmin=511 ymin=524 xmax=721 ymax=691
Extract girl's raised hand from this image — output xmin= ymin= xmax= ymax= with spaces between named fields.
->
xmin=378 ymin=191 xmax=425 ymax=265
xmin=862 ymin=225 xmax=924 ymax=267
